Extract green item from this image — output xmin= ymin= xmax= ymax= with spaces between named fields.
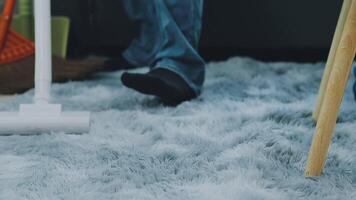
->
xmin=11 ymin=0 xmax=34 ymax=39
xmin=18 ymin=0 xmax=33 ymax=15
xmin=11 ymin=14 xmax=34 ymax=40
xmin=11 ymin=16 xmax=70 ymax=59
xmin=10 ymin=0 xmax=70 ymax=58
xmin=51 ymin=17 xmax=70 ymax=59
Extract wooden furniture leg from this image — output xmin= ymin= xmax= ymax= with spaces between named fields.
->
xmin=305 ymin=0 xmax=356 ymax=176
xmin=313 ymin=0 xmax=352 ymax=121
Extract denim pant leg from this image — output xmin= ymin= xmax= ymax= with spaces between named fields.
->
xmin=122 ymin=0 xmax=205 ymax=95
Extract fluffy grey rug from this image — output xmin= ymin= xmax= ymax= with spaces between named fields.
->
xmin=0 ymin=57 xmax=356 ymax=200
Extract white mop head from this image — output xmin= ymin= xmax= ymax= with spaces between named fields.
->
xmin=0 ymin=104 xmax=90 ymax=135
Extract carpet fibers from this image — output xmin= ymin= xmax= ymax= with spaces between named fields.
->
xmin=1 ymin=57 xmax=356 ymax=200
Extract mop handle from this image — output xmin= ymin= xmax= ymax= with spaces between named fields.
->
xmin=34 ymin=0 xmax=52 ymax=104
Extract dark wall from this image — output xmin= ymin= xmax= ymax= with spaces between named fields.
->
xmin=52 ymin=0 xmax=342 ymax=61
xmin=200 ymin=1 xmax=341 ymax=61
xmin=51 ymin=0 xmax=135 ymax=56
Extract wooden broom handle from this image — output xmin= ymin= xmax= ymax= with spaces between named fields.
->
xmin=0 ymin=0 xmax=16 ymax=51
xmin=305 ymin=0 xmax=356 ymax=176
xmin=313 ymin=0 xmax=352 ymax=121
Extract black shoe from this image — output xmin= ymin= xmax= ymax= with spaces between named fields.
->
xmin=121 ymin=68 xmax=196 ymax=106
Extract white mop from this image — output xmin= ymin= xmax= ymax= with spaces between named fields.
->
xmin=0 ymin=0 xmax=90 ymax=135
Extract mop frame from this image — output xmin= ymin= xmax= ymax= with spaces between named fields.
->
xmin=0 ymin=0 xmax=90 ymax=135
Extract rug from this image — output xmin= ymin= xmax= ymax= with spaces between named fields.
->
xmin=0 ymin=57 xmax=356 ymax=200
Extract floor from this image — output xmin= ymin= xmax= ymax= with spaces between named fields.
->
xmin=0 ymin=57 xmax=355 ymax=200
xmin=0 ymin=95 xmax=13 ymax=101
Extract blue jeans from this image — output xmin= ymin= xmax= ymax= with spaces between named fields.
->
xmin=122 ymin=0 xmax=205 ymax=95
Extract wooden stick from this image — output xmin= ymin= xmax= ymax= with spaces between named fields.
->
xmin=313 ymin=0 xmax=352 ymax=121
xmin=305 ymin=0 xmax=356 ymax=177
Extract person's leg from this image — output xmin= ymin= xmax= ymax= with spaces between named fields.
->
xmin=152 ymin=0 xmax=205 ymax=95
xmin=121 ymin=0 xmax=162 ymax=67
xmin=121 ymin=0 xmax=205 ymax=105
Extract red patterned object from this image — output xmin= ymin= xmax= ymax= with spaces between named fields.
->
xmin=0 ymin=0 xmax=35 ymax=64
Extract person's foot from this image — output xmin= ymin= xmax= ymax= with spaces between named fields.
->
xmin=0 ymin=55 xmax=106 ymax=94
xmin=121 ymin=68 xmax=196 ymax=106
